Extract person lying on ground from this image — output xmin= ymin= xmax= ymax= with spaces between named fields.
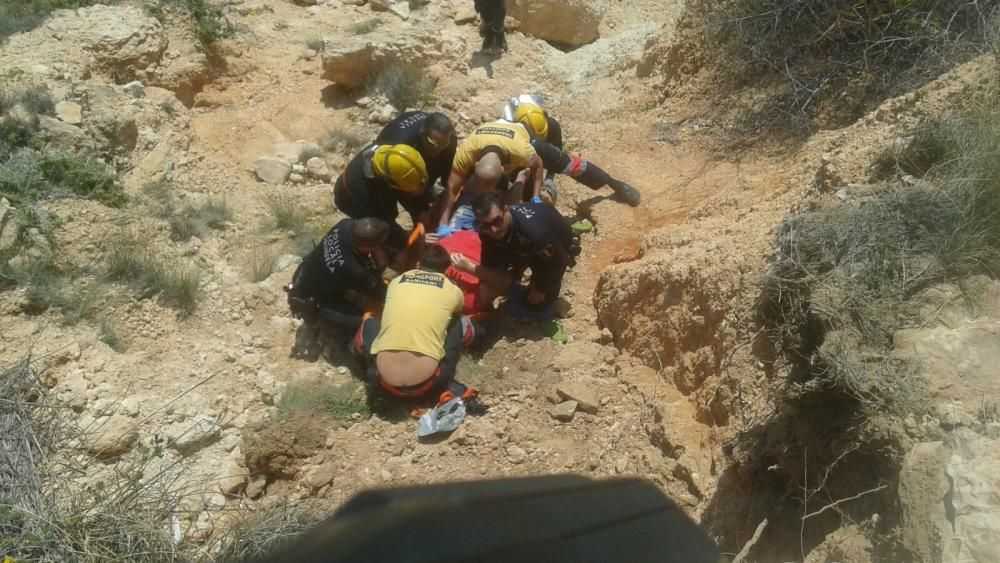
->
xmin=352 ymin=244 xmax=481 ymax=403
xmin=436 ymin=121 xmax=544 ymax=237
xmin=332 ymin=143 xmax=429 ymax=252
xmin=286 ymin=217 xmax=389 ymax=336
xmin=503 ymin=96 xmax=641 ymax=207
xmin=449 ymin=191 xmax=578 ymax=311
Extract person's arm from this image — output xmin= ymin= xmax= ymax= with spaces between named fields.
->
xmin=438 ymin=169 xmax=467 ymax=229
xmin=528 ymin=154 xmax=544 ymax=200
xmin=450 ymin=252 xmax=513 ymax=292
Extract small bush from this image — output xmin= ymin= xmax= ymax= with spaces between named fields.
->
xmin=106 ymin=235 xmax=201 ymax=314
xmin=159 ymin=0 xmax=236 ymax=45
xmin=247 ymin=245 xmax=279 ymax=283
xmin=277 ymin=381 xmax=370 ymax=420
xmin=267 ymin=194 xmax=307 ymax=231
xmin=347 ymin=18 xmax=381 ymax=35
xmin=0 ymin=149 xmax=126 ymax=208
xmin=210 ymin=501 xmax=323 ymax=562
xmin=320 ymin=128 xmax=364 ymax=154
xmin=169 ymin=196 xmax=232 ymax=241
xmin=0 ymin=255 xmax=99 ymax=322
xmin=698 ymin=0 xmax=1000 ymax=137
xmin=304 ymin=36 xmax=324 ymax=52
xmin=370 ymin=64 xmax=437 ymax=110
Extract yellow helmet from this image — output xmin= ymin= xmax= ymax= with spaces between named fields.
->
xmin=513 ymin=103 xmax=548 ymax=140
xmin=372 ymin=144 xmax=428 ymax=194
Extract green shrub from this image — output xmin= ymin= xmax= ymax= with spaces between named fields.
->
xmin=277 ymin=381 xmax=370 ymax=420
xmin=370 ymin=64 xmax=437 ymax=110
xmin=347 ymin=18 xmax=381 ymax=35
xmin=698 ymin=0 xmax=1000 ymax=137
xmin=159 ymin=0 xmax=236 ymax=46
xmin=169 ymin=196 xmax=232 ymax=241
xmin=0 ymin=149 xmax=126 ymax=208
xmin=106 ymin=235 xmax=201 ymax=314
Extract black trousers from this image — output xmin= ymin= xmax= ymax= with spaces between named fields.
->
xmin=333 ymin=175 xmax=409 ymax=251
xmin=474 ymin=0 xmax=506 ymax=52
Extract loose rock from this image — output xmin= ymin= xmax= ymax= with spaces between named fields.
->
xmin=556 ymin=382 xmax=600 ymax=414
xmin=550 ymin=400 xmax=578 ymax=422
xmin=255 ymin=156 xmax=292 ymax=184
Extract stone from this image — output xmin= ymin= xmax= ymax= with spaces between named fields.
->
xmin=122 ymin=80 xmax=145 ymax=98
xmin=255 ymin=156 xmax=292 ymax=184
xmin=321 ymin=34 xmax=443 ymax=88
xmin=369 ymin=0 xmax=390 ymax=10
xmin=292 ymin=163 xmax=308 ymax=175
xmin=55 ymin=101 xmax=83 ymax=125
xmin=306 ymin=157 xmax=333 ymax=181
xmin=88 ymin=112 xmax=139 ymax=152
xmin=0 ymin=198 xmax=18 ymax=253
xmin=388 ymin=1 xmax=410 ymax=20
xmin=944 ymin=434 xmax=1000 ymax=562
xmin=289 ymin=173 xmax=306 ymax=184
xmin=369 ymin=104 xmax=396 ymax=124
xmin=556 ymin=382 xmax=599 ymax=414
xmin=550 ymin=400 xmax=578 ymax=422
xmin=273 ymin=254 xmax=301 ymax=273
xmin=218 ymin=456 xmax=249 ymax=495
xmin=506 ymin=445 xmax=526 ymax=464
xmin=246 ymin=477 xmax=267 ymax=499
xmin=507 ymin=0 xmax=604 ymax=46
xmin=165 ymin=414 xmax=221 ymax=454
xmin=454 ymin=4 xmax=477 ymax=23
xmin=306 ymin=462 xmax=338 ymax=490
xmin=84 ymin=415 xmax=139 ymax=459
xmin=47 ymin=5 xmax=167 ymax=70
xmin=136 ymin=149 xmax=170 ymax=183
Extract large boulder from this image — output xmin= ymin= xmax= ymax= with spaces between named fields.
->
xmin=48 ymin=5 xmax=167 ymax=71
xmin=321 ymin=35 xmax=443 ymax=88
xmin=507 ymin=0 xmax=605 ymax=47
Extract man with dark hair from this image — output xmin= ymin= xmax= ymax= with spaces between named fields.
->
xmin=352 ymin=244 xmax=481 ymax=402
xmin=474 ymin=0 xmax=507 ymax=56
xmin=450 ymin=192 xmax=577 ymax=309
xmin=286 ymin=217 xmax=389 ymax=335
xmin=375 ymin=111 xmax=457 ymax=195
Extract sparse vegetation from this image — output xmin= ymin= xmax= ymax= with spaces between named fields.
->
xmin=320 ymin=128 xmax=364 ymax=155
xmin=98 ymin=319 xmax=127 ymax=352
xmin=0 ymin=254 xmax=101 ymax=323
xmin=370 ymin=64 xmax=437 ymax=110
xmin=277 ymin=381 xmax=370 ymax=420
xmin=699 ymin=0 xmax=1000 ymax=137
xmin=304 ymin=36 xmax=324 ymax=52
xmin=169 ymin=196 xmax=232 ymax=241
xmin=0 ymin=0 xmax=94 ymax=40
xmin=106 ymin=233 xmax=201 ymax=314
xmin=347 ymin=18 xmax=381 ymax=35
xmin=760 ymin=95 xmax=1000 ymax=412
xmin=247 ymin=245 xmax=279 ymax=282
xmin=159 ymin=0 xmax=237 ymax=46
xmin=210 ymin=501 xmax=324 ymax=562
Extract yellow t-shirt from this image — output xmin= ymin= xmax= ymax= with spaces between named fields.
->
xmin=452 ymin=121 xmax=536 ymax=177
xmin=371 ymin=270 xmax=464 ymax=360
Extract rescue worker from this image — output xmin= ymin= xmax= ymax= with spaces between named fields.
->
xmin=474 ymin=0 xmax=507 ymax=56
xmin=374 ymin=111 xmax=457 ymax=195
xmin=352 ymin=244 xmax=480 ymax=403
xmin=437 ymin=121 xmax=544 ymax=237
xmin=504 ymin=95 xmax=641 ymax=207
xmin=286 ymin=217 xmax=390 ymax=335
xmin=333 ymin=143 xmax=429 ymax=251
xmin=450 ymin=191 xmax=578 ymax=310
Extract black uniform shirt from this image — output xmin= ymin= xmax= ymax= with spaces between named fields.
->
xmin=375 ymin=111 xmax=456 ymax=192
xmin=291 ymin=219 xmax=382 ymax=304
xmin=481 ymin=202 xmax=574 ymax=296
xmin=339 ymin=145 xmax=429 ymax=222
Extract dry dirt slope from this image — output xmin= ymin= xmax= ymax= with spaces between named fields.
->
xmin=1 ymin=0 xmax=999 ymax=561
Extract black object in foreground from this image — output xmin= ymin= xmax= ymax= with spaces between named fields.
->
xmin=256 ymin=475 xmax=720 ymax=562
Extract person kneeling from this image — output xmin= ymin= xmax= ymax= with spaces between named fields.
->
xmin=352 ymin=244 xmax=480 ymax=405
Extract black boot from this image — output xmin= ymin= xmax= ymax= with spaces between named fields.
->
xmin=574 ymin=163 xmax=641 ymax=206
xmin=610 ymin=180 xmax=641 ymax=207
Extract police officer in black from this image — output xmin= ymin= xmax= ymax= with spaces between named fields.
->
xmin=375 ymin=111 xmax=457 ymax=195
xmin=286 ymin=217 xmax=389 ymax=334
xmin=467 ymin=191 xmax=578 ymax=307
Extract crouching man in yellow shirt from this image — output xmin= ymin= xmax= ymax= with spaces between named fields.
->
xmin=351 ymin=244 xmax=481 ymax=404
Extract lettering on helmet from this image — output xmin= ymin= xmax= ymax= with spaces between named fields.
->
xmin=475 ymin=126 xmax=516 ymax=139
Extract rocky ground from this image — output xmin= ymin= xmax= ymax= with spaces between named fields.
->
xmin=1 ymin=0 xmax=998 ymax=561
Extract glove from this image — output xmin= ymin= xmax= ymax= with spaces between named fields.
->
xmin=436 ymin=225 xmax=454 ymax=238
xmin=531 ymin=196 xmax=543 ymax=204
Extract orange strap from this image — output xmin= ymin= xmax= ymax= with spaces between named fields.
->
xmin=407 ymin=223 xmax=425 ymax=248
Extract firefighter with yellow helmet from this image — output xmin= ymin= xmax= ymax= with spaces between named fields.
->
xmin=504 ymin=95 xmax=641 ymax=207
xmin=333 ymin=143 xmax=430 ymax=251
